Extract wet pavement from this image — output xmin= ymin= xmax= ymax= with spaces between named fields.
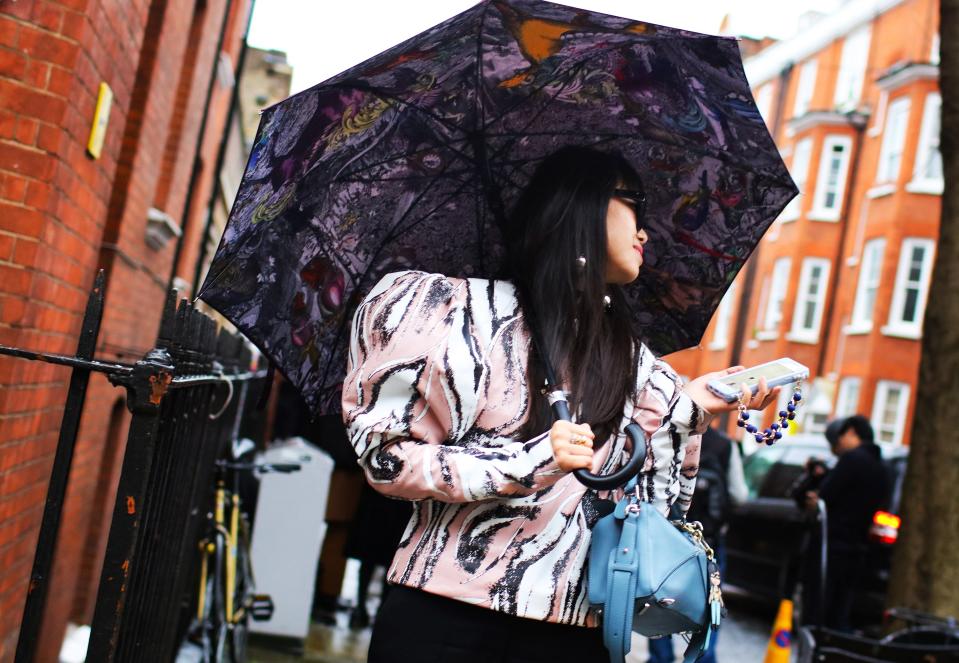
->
xmin=247 ymin=564 xmax=780 ymax=663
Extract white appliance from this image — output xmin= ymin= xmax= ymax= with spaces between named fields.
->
xmin=249 ymin=437 xmax=334 ymax=640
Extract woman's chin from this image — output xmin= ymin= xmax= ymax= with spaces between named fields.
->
xmin=607 ymin=267 xmax=640 ymax=285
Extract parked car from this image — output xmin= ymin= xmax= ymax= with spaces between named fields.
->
xmin=724 ymin=432 xmax=909 ymax=625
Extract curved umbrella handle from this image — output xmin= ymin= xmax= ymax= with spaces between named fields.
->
xmin=549 ymin=395 xmax=647 ymax=490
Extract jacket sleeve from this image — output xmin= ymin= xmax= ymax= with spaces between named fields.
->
xmin=342 ymin=271 xmax=564 ymax=503
xmin=630 ymin=349 xmax=711 ymax=516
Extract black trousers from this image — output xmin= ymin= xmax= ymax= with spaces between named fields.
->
xmin=368 ymin=585 xmax=610 ymax=663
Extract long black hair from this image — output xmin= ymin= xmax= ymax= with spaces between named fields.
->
xmin=503 ymin=146 xmax=643 ymax=444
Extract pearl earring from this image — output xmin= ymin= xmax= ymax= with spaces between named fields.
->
xmin=576 ymin=256 xmax=586 ymax=268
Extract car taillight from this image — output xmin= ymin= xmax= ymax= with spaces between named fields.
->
xmin=869 ymin=510 xmax=901 ymax=545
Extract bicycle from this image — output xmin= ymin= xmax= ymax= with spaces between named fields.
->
xmin=178 ymin=436 xmax=301 ymax=663
xmin=881 ymin=607 xmax=959 ymax=648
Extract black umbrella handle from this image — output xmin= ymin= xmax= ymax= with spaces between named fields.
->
xmin=549 ymin=395 xmax=647 ymax=490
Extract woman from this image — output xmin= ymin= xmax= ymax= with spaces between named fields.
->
xmin=341 ymin=146 xmax=778 ymax=662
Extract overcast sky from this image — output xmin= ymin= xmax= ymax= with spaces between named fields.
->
xmin=247 ymin=0 xmax=841 ymax=94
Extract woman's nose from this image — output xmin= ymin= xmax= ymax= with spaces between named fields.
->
xmin=636 ymin=228 xmax=648 ymax=244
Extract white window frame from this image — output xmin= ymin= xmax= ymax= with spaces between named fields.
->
xmin=809 ymin=135 xmax=853 ymax=221
xmin=848 ymin=238 xmax=885 ymax=332
xmin=875 ymin=96 xmax=911 ymax=185
xmin=793 ymin=59 xmax=818 ymax=118
xmin=883 ymin=238 xmax=935 ymax=339
xmin=871 ymin=380 xmax=911 ymax=445
xmin=788 ymin=257 xmax=830 ymax=343
xmin=834 ymin=377 xmax=862 ymax=418
xmin=907 ymin=92 xmax=943 ymax=194
xmin=834 ymin=25 xmax=871 ymax=111
xmin=781 ymin=139 xmax=813 ymax=222
xmin=761 ymin=258 xmax=792 ymax=337
xmin=709 ymin=283 xmax=736 ymax=350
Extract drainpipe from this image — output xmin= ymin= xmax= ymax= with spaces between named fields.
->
xmin=190 ymin=2 xmax=256 ymax=298
xmin=816 ymin=113 xmax=868 ymax=377
xmin=721 ymin=62 xmax=794 ymax=430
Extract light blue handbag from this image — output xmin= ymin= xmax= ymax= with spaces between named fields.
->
xmin=588 ymin=457 xmax=723 ymax=663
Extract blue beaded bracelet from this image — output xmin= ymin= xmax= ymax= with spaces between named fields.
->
xmin=736 ymin=385 xmax=803 ymax=445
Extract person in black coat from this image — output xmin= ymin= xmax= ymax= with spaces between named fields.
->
xmin=802 ymin=415 xmax=889 ymax=632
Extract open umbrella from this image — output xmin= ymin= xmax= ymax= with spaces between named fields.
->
xmin=198 ymin=0 xmax=796 ymax=416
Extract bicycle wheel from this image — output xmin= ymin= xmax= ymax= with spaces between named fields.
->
xmin=228 ymin=518 xmax=254 ymax=663
xmin=206 ymin=531 xmax=229 ymax=663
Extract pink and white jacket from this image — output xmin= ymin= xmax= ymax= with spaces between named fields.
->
xmin=342 ymin=270 xmax=708 ymax=626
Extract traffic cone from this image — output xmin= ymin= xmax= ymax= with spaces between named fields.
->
xmin=762 ymin=599 xmax=793 ymax=663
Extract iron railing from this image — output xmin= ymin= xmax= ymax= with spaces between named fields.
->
xmin=3 ymin=272 xmax=268 ymax=662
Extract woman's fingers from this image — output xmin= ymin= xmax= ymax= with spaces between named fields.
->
xmin=549 ymin=420 xmax=595 ymax=472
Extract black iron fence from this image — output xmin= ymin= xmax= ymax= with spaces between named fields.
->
xmin=2 ymin=272 xmax=267 ymax=663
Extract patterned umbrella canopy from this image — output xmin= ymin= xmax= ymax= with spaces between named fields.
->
xmin=198 ymin=0 xmax=797 ymax=413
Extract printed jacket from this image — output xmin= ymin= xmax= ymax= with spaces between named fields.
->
xmin=342 ymin=270 xmax=709 ymax=625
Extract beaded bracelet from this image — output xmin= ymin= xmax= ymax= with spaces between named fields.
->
xmin=736 ymin=383 xmax=803 ymax=445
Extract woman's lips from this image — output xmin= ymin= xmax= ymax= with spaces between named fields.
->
xmin=634 ymin=245 xmax=644 ymax=256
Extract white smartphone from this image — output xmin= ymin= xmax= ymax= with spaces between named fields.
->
xmin=706 ymin=358 xmax=810 ymax=403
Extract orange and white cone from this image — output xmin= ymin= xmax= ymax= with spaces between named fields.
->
xmin=762 ymin=599 xmax=793 ymax=663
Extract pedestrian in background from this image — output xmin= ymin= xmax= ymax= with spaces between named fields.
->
xmin=801 ymin=415 xmax=889 ymax=632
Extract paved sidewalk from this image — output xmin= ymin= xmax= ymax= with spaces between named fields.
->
xmin=247 ymin=563 xmax=779 ymax=662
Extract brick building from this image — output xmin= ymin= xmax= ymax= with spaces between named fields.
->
xmin=0 ymin=0 xmax=253 ymax=660
xmin=668 ymin=0 xmax=941 ymax=448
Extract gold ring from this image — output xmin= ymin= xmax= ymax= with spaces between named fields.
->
xmin=570 ymin=435 xmax=589 ymax=446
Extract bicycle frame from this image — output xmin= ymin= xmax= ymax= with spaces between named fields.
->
xmin=196 ymin=479 xmax=243 ymax=626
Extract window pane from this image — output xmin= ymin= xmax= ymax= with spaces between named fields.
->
xmin=917 ymin=94 xmax=943 ymax=182
xmin=925 ymin=148 xmax=943 ymax=181
xmin=854 ymin=239 xmax=884 ymax=325
xmin=766 ymin=259 xmax=791 ymax=329
xmin=824 ymin=144 xmax=845 ymax=209
xmin=902 ymin=287 xmax=919 ymax=322
xmin=882 ymin=389 xmax=901 ymax=425
xmin=783 ymin=140 xmax=812 ymax=218
xmin=834 ymin=26 xmax=871 ymax=108
xmin=809 ymin=265 xmax=823 ymax=293
xmin=891 ymin=240 xmax=932 ymax=328
xmin=836 ymin=379 xmax=860 ymax=417
xmin=908 ymin=247 xmax=925 ymax=281
xmin=879 ymin=99 xmax=910 ymax=182
xmin=863 ymin=287 xmax=877 ymax=320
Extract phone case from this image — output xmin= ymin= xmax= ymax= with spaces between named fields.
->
xmin=706 ymin=363 xmax=808 ymax=403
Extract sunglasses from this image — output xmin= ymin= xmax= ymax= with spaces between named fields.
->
xmin=613 ymin=188 xmax=647 ymax=225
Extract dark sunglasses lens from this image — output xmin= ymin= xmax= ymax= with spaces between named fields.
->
xmin=615 ymin=190 xmax=646 ymax=221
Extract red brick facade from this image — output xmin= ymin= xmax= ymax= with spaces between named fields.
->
xmin=668 ymin=0 xmax=940 ymax=448
xmin=0 ymin=0 xmax=251 ymax=659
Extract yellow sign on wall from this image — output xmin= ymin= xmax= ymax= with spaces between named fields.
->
xmin=86 ymin=82 xmax=113 ymax=159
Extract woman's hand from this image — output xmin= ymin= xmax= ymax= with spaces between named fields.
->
xmin=549 ymin=420 xmax=595 ymax=473
xmin=682 ymin=365 xmax=781 ymax=415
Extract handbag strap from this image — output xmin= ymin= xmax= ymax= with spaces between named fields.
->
xmin=603 ymin=511 xmax=641 ymax=663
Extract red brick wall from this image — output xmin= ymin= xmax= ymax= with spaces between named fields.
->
xmin=0 ymin=0 xmax=251 ymax=659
